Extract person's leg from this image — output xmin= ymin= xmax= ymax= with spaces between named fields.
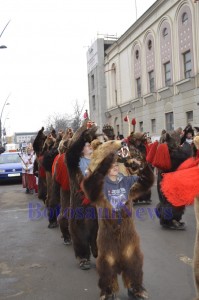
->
xmin=58 ymin=189 xmax=71 ymax=244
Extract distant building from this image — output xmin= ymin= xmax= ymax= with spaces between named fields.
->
xmin=14 ymin=132 xmax=37 ymax=146
xmin=88 ymin=0 xmax=199 ymax=138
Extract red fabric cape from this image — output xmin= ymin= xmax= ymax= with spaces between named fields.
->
xmin=146 ymin=141 xmax=158 ymax=164
xmin=55 ymin=153 xmax=70 ymax=191
xmin=152 ymin=143 xmax=171 ymax=170
xmin=161 ymin=158 xmax=199 ymax=206
xmin=52 ymin=154 xmax=60 ymax=175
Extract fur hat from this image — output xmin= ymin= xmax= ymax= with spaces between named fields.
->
xmin=127 ymin=131 xmax=146 ymax=145
xmin=102 ymin=124 xmax=115 ymax=139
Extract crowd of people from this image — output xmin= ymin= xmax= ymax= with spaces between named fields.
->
xmin=6 ymin=121 xmax=198 ymax=300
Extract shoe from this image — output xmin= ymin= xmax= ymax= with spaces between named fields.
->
xmin=25 ymin=188 xmax=30 ymax=194
xmin=48 ymin=222 xmax=58 ymax=229
xmin=29 ymin=189 xmax=34 ymax=194
xmin=128 ymin=286 xmax=148 ymax=299
xmin=162 ymin=220 xmax=186 ymax=230
xmin=79 ymin=259 xmax=91 ymax=270
xmin=63 ymin=238 xmax=72 ymax=245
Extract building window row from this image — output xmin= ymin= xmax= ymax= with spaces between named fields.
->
xmin=135 ymin=48 xmax=192 ymax=97
xmin=138 ymin=110 xmax=193 ymax=135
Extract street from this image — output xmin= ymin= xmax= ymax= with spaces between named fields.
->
xmin=0 ymin=181 xmax=196 ymax=300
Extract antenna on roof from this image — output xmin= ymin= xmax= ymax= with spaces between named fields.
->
xmin=135 ymin=0 xmax=138 ymax=21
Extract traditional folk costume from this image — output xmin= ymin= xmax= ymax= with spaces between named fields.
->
xmin=22 ymin=147 xmax=36 ymax=194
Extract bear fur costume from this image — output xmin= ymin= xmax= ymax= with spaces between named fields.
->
xmin=33 ymin=127 xmax=47 ymax=201
xmin=66 ymin=122 xmax=99 ymax=266
xmin=43 ymin=130 xmax=73 ymax=228
xmin=42 ymin=131 xmax=61 ymax=210
xmin=52 ymin=138 xmax=72 ymax=241
xmin=82 ymin=140 xmax=154 ymax=299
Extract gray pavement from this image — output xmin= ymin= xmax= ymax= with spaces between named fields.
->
xmin=0 ymin=181 xmax=197 ymax=300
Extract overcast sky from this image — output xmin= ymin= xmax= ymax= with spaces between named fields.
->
xmin=0 ymin=0 xmax=156 ymax=135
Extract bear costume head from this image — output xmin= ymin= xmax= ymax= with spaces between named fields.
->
xmin=89 ymin=140 xmax=122 ymax=173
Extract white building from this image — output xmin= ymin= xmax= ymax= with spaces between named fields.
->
xmin=88 ymin=0 xmax=199 ymax=138
xmin=14 ymin=132 xmax=37 ymax=145
xmin=87 ymin=37 xmax=117 ymax=132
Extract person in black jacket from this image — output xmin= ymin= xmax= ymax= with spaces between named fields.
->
xmin=156 ymin=132 xmax=190 ymax=230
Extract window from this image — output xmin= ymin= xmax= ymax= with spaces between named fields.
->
xmin=148 ymin=40 xmax=152 ymax=50
xmin=149 ymin=71 xmax=155 ymax=93
xmin=183 ymin=51 xmax=192 ymax=79
xmin=135 ymin=50 xmax=139 ymax=59
xmin=163 ymin=28 xmax=168 ymax=38
xmin=92 ymin=95 xmax=96 ymax=110
xmin=151 ymin=119 xmax=156 ymax=133
xmin=139 ymin=121 xmax=143 ymax=132
xmin=136 ymin=77 xmax=141 ymax=97
xmin=165 ymin=112 xmax=174 ymax=131
xmin=186 ymin=111 xmax=193 ymax=123
xmin=91 ymin=74 xmax=95 ymax=90
xmin=182 ymin=12 xmax=188 ymax=24
xmin=164 ymin=62 xmax=171 ymax=86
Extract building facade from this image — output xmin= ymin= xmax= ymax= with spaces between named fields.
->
xmin=87 ymin=37 xmax=117 ymax=132
xmin=88 ymin=0 xmax=199 ymax=138
xmin=14 ymin=132 xmax=37 ymax=146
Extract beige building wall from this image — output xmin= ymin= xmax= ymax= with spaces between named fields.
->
xmin=104 ymin=0 xmax=199 ymax=138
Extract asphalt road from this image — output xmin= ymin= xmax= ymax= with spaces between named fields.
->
xmin=0 ymin=180 xmax=197 ymax=300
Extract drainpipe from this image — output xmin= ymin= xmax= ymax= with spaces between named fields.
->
xmin=117 ymin=105 xmax=123 ymax=135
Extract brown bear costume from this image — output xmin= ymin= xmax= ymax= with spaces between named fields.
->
xmin=82 ymin=140 xmax=154 ymax=300
xmin=152 ymin=135 xmax=199 ymax=298
xmin=66 ymin=122 xmax=98 ymax=269
xmin=33 ymin=127 xmax=47 ymax=202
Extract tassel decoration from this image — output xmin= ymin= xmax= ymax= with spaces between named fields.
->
xmin=152 ymin=143 xmax=171 ymax=170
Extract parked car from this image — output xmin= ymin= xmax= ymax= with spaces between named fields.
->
xmin=0 ymin=152 xmax=22 ymax=181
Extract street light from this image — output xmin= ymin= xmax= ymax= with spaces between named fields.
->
xmin=0 ymin=94 xmax=11 ymax=145
xmin=0 ymin=20 xmax=10 ymax=49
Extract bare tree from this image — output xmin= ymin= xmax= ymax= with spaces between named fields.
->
xmin=43 ymin=100 xmax=86 ymax=133
xmin=44 ymin=113 xmax=73 ymax=133
xmin=71 ymin=99 xmax=85 ymax=132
